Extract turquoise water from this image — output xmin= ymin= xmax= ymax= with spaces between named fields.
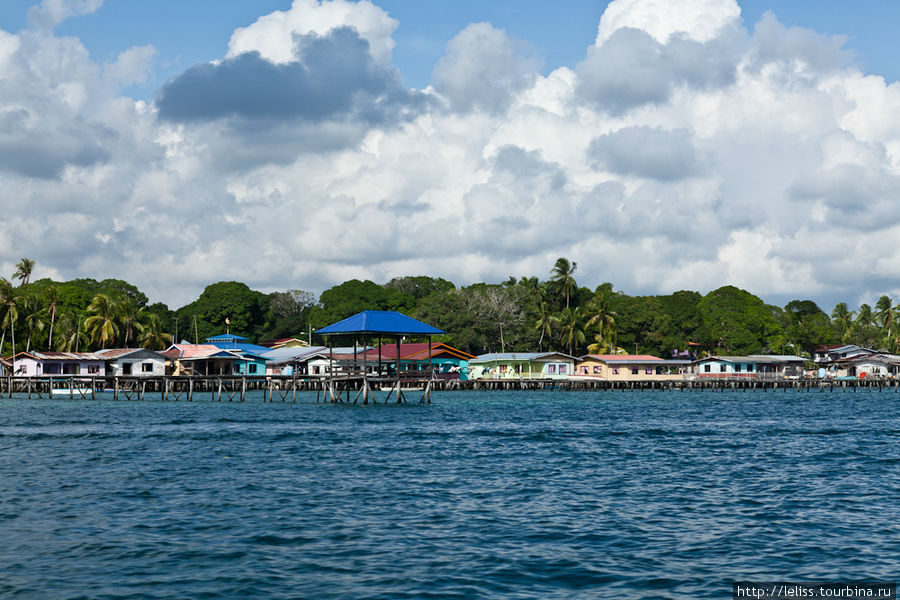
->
xmin=1 ymin=390 xmax=898 ymax=599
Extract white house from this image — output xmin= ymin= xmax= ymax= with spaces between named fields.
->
xmin=95 ymin=348 xmax=167 ymax=377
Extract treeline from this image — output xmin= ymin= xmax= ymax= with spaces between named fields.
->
xmin=1 ymin=257 xmax=896 ymax=358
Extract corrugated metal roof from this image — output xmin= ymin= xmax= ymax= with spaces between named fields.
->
xmin=15 ymin=351 xmax=104 ymax=360
xmin=470 ymin=352 xmax=576 ymax=364
xmin=581 ymin=354 xmax=662 ymax=361
xmin=317 ymin=311 xmax=444 ymax=336
xmin=361 ymin=343 xmax=475 ymax=361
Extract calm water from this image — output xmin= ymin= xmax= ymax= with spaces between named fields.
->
xmin=1 ymin=389 xmax=898 ymax=599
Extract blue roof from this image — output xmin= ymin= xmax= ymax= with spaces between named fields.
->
xmin=206 ymin=334 xmax=249 ymax=342
xmin=317 ymin=311 xmax=444 ymax=336
xmin=208 ymin=341 xmax=273 ymax=356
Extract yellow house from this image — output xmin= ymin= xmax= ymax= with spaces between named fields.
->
xmin=575 ymin=354 xmax=690 ymax=381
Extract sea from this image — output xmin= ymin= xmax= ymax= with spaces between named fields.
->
xmin=1 ymin=389 xmax=898 ymax=599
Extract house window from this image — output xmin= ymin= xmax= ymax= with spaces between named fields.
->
xmin=142 ymin=363 xmax=153 ymax=373
xmin=249 ymin=364 xmax=258 ymax=374
xmin=581 ymin=366 xmax=588 ymax=374
xmin=735 ymin=364 xmax=741 ymax=373
xmin=593 ymin=366 xmax=601 ymax=374
xmin=547 ymin=364 xmax=556 ymax=374
xmin=720 ymin=364 xmax=727 ymax=373
xmin=558 ymin=364 xmax=567 ymax=374
xmin=704 ymin=364 xmax=711 ymax=373
xmin=747 ymin=364 xmax=754 ymax=372
xmin=612 ymin=367 xmax=619 ymax=375
xmin=45 ymin=364 xmax=60 ymax=374
xmin=645 ymin=367 xmax=652 ymax=375
xmin=631 ymin=367 xmax=639 ymax=375
xmin=87 ymin=365 xmax=100 ymax=374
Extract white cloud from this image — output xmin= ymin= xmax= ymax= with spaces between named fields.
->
xmin=226 ymin=0 xmax=397 ymax=65
xmin=596 ymin=0 xmax=741 ymax=46
xmin=28 ymin=0 xmax=103 ymax=30
xmin=5 ymin=0 xmax=900 ymax=311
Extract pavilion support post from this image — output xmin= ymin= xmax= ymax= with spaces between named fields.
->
xmin=362 ymin=335 xmax=369 ymax=405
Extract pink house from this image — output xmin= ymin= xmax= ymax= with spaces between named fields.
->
xmin=12 ymin=351 xmax=106 ymax=377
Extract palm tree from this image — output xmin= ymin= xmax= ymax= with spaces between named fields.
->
xmin=0 ymin=278 xmax=21 ymax=357
xmin=556 ymin=306 xmax=585 ymax=356
xmin=138 ymin=313 xmax=172 ymax=350
xmin=830 ymin=302 xmax=854 ymax=342
xmin=84 ymin=293 xmax=119 ymax=349
xmin=584 ymin=292 xmax=617 ymax=353
xmin=875 ymin=295 xmax=895 ymax=347
xmin=549 ymin=257 xmax=578 ymax=308
xmin=117 ymin=297 xmax=145 ymax=347
xmin=43 ymin=285 xmax=60 ymax=350
xmin=13 ymin=258 xmax=35 ymax=287
xmin=21 ymin=295 xmax=45 ymax=353
xmin=533 ymin=301 xmax=558 ymax=352
xmin=854 ymin=303 xmax=877 ymax=348
xmin=55 ymin=312 xmax=88 ymax=352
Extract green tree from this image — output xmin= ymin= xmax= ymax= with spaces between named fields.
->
xmin=584 ymin=290 xmax=618 ymax=354
xmin=830 ymin=302 xmax=854 ymax=343
xmin=0 ymin=278 xmax=22 ymax=356
xmin=176 ymin=281 xmax=269 ymax=342
xmin=139 ymin=312 xmax=173 ymax=350
xmin=43 ymin=285 xmax=60 ymax=351
xmin=696 ymin=286 xmax=781 ymax=355
xmin=118 ymin=296 xmax=145 ymax=347
xmin=13 ymin=258 xmax=35 ymax=287
xmin=875 ymin=295 xmax=895 ymax=348
xmin=556 ymin=306 xmax=585 ymax=355
xmin=533 ymin=301 xmax=557 ymax=352
xmin=21 ymin=294 xmax=45 ymax=353
xmin=549 ymin=257 xmax=578 ymax=309
xmin=55 ymin=312 xmax=88 ymax=352
xmin=310 ymin=279 xmax=414 ymax=328
xmin=84 ymin=293 xmax=120 ymax=349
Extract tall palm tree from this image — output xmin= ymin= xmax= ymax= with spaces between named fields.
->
xmin=585 ymin=292 xmax=617 ymax=353
xmin=42 ymin=285 xmax=60 ymax=350
xmin=138 ymin=313 xmax=172 ymax=350
xmin=21 ymin=294 xmax=45 ymax=353
xmin=830 ymin=302 xmax=854 ymax=342
xmin=556 ymin=306 xmax=585 ymax=356
xmin=117 ymin=297 xmax=145 ymax=347
xmin=13 ymin=258 xmax=35 ymax=287
xmin=550 ymin=257 xmax=578 ymax=308
xmin=0 ymin=278 xmax=21 ymax=357
xmin=854 ymin=303 xmax=876 ymax=348
xmin=84 ymin=293 xmax=119 ymax=349
xmin=875 ymin=295 xmax=895 ymax=346
xmin=55 ymin=312 xmax=88 ymax=352
xmin=533 ymin=301 xmax=558 ymax=352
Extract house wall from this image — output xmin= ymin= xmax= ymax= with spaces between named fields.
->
xmin=576 ymin=359 xmax=683 ymax=381
xmin=14 ymin=359 xmax=106 ymax=377
xmin=107 ymin=358 xmax=166 ymax=377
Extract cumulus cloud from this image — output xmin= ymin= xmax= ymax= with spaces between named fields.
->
xmin=596 ymin=0 xmax=741 ymax=45
xmin=226 ymin=0 xmax=397 ymax=65
xmin=28 ymin=0 xmax=103 ymax=30
xmin=588 ymin=126 xmax=701 ymax=181
xmin=6 ymin=0 xmax=900 ymax=311
xmin=433 ymin=23 xmax=539 ymax=113
xmin=159 ymin=27 xmax=409 ymax=124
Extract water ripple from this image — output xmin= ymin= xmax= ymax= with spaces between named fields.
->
xmin=1 ymin=390 xmax=898 ymax=598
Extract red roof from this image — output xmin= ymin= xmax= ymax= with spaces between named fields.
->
xmin=361 ymin=343 xmax=475 ymax=361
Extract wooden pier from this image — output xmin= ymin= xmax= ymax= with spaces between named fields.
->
xmin=1 ymin=374 xmax=899 ymax=403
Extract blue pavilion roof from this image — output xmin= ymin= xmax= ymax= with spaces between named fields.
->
xmin=206 ymin=334 xmax=249 ymax=342
xmin=317 ymin=311 xmax=444 ymax=336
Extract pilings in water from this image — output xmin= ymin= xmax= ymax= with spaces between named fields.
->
xmin=0 ymin=374 xmax=897 ymax=401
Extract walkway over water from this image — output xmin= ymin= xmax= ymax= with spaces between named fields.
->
xmin=2 ymin=374 xmax=898 ymax=402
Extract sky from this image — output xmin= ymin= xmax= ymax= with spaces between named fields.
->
xmin=2 ymin=0 xmax=900 ymax=310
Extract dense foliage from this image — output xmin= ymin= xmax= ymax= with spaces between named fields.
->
xmin=9 ymin=257 xmax=900 ymax=359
